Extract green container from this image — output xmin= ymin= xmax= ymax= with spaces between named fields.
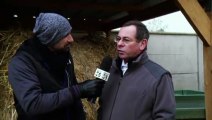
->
xmin=175 ymin=90 xmax=205 ymax=120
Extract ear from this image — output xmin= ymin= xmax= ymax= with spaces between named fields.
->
xmin=139 ymin=39 xmax=148 ymax=50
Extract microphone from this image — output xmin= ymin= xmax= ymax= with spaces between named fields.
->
xmin=94 ymin=56 xmax=112 ymax=81
xmin=89 ymin=56 xmax=112 ymax=103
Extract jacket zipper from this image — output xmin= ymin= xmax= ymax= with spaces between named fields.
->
xmin=65 ymin=70 xmax=71 ymax=87
xmin=66 ymin=59 xmax=72 ymax=88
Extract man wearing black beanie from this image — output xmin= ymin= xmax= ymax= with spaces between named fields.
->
xmin=8 ymin=13 xmax=105 ymax=120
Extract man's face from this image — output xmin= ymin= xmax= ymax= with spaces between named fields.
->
xmin=49 ymin=33 xmax=74 ymax=52
xmin=115 ymin=25 xmax=147 ymax=62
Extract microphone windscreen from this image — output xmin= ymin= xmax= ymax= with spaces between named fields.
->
xmin=99 ymin=56 xmax=112 ymax=72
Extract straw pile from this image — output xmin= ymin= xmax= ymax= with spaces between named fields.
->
xmin=0 ymin=29 xmax=32 ymax=120
xmin=0 ymin=29 xmax=116 ymax=120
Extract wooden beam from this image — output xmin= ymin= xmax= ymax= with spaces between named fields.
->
xmin=103 ymin=12 xmax=129 ymax=23
xmin=204 ymin=45 xmax=212 ymax=120
xmin=203 ymin=11 xmax=212 ymax=120
xmin=7 ymin=0 xmax=170 ymax=11
xmin=175 ymin=0 xmax=211 ymax=46
xmin=175 ymin=0 xmax=212 ymax=119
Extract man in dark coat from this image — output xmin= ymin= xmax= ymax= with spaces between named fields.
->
xmin=8 ymin=13 xmax=105 ymax=120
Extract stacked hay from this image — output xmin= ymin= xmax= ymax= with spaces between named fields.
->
xmin=0 ymin=29 xmax=32 ymax=120
xmin=0 ymin=30 xmax=116 ymax=120
xmin=71 ymin=32 xmax=116 ymax=120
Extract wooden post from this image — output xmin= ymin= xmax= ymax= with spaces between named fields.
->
xmin=204 ymin=46 xmax=212 ymax=120
xmin=174 ymin=0 xmax=212 ymax=119
xmin=204 ymin=11 xmax=212 ymax=120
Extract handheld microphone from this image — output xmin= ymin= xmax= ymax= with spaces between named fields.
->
xmin=94 ymin=56 xmax=112 ymax=81
xmin=89 ymin=56 xmax=112 ymax=103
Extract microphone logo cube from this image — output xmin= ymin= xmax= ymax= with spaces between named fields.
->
xmin=94 ymin=68 xmax=110 ymax=81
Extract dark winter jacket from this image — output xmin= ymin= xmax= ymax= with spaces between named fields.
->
xmin=8 ymin=37 xmax=85 ymax=120
xmin=98 ymin=52 xmax=176 ymax=120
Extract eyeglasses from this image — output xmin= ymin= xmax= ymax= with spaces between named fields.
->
xmin=114 ymin=36 xmax=135 ymax=45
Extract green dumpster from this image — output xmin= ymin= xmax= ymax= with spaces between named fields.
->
xmin=175 ymin=90 xmax=205 ymax=120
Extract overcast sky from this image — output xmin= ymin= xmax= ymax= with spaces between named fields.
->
xmin=112 ymin=11 xmax=196 ymax=34
xmin=142 ymin=11 xmax=196 ymax=33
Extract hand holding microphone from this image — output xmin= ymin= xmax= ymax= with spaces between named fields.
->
xmin=76 ymin=56 xmax=112 ymax=100
xmin=88 ymin=56 xmax=112 ymax=103
xmin=78 ymin=79 xmax=105 ymax=98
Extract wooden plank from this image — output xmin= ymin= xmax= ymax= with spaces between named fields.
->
xmin=175 ymin=0 xmax=211 ymax=46
xmin=204 ymin=46 xmax=212 ymax=120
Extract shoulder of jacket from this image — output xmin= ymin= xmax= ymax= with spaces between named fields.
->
xmin=144 ymin=60 xmax=170 ymax=79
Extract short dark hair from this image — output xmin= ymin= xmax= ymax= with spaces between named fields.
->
xmin=122 ymin=20 xmax=149 ymax=42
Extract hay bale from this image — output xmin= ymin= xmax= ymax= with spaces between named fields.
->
xmin=0 ymin=29 xmax=31 ymax=120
